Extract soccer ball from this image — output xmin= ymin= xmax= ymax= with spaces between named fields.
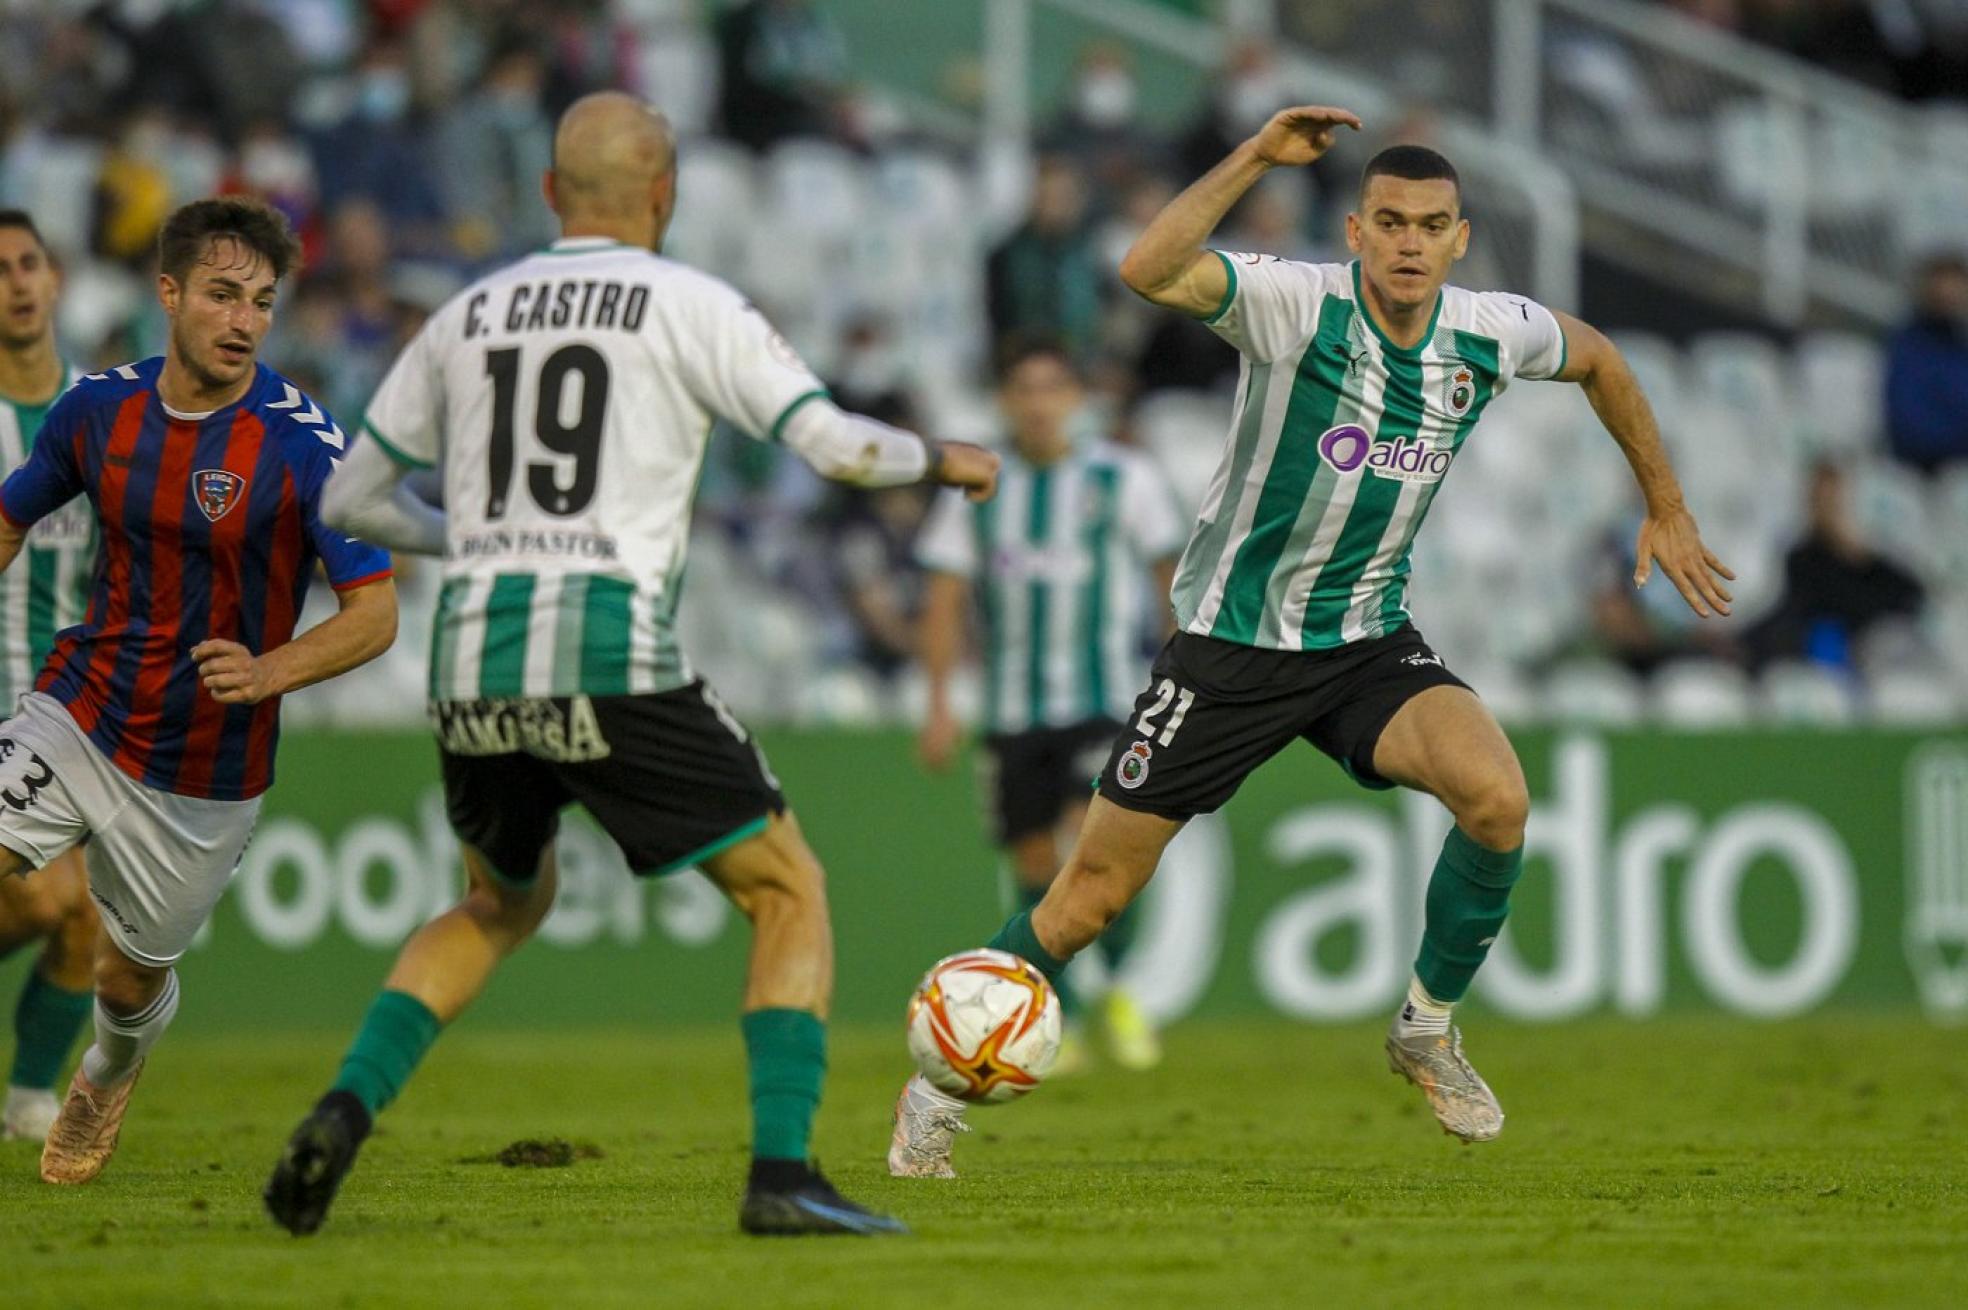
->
xmin=905 ymin=949 xmax=1063 ymax=1104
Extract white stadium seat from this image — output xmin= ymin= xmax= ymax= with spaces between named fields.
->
xmin=1651 ymin=660 xmax=1754 ymax=727
xmin=1758 ymin=660 xmax=1858 ymax=725
xmin=1543 ymin=661 xmax=1647 ymax=726
xmin=762 ymin=139 xmax=870 ymax=240
xmin=1794 ymin=331 xmax=1885 ymax=453
xmin=1867 ymin=668 xmax=1961 ymax=726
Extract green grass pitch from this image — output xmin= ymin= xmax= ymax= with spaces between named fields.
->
xmin=2 ymin=1018 xmax=1963 ymax=1308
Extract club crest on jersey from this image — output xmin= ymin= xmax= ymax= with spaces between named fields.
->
xmin=194 ymin=469 xmax=245 ymax=522
xmin=1316 ymin=424 xmax=1454 ymax=485
xmin=1116 ymin=741 xmax=1152 ymax=790
xmin=1444 ymin=364 xmax=1476 ymax=418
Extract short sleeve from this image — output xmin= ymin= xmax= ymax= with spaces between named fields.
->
xmin=290 ymin=415 xmax=395 ymax=590
xmin=1119 ymin=453 xmax=1188 ymax=560
xmin=1203 ymin=253 xmax=1337 ymax=365
xmin=913 ymin=489 xmax=977 ymax=578
xmin=1479 ymin=292 xmax=1568 ymax=382
xmin=0 ymin=389 xmax=87 ymax=529
xmin=362 ymin=321 xmax=443 ymax=469
xmin=676 ymin=279 xmax=829 ymax=442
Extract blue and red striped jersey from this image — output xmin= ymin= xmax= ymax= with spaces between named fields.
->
xmin=0 ymin=358 xmax=392 ymax=801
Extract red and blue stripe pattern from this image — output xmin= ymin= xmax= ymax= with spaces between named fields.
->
xmin=0 ymin=359 xmax=391 ymax=801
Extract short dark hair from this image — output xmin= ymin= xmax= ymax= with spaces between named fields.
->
xmin=0 ymin=209 xmax=49 ymax=251
xmin=1361 ymin=145 xmax=1461 ymax=202
xmin=157 ymin=196 xmax=303 ymax=286
xmin=995 ymin=332 xmax=1080 ymax=384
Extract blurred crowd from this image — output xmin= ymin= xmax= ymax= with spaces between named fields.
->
xmin=0 ymin=0 xmax=1962 ymax=727
xmin=1655 ymin=0 xmax=1968 ymax=103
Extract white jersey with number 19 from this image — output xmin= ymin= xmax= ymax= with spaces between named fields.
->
xmin=361 ymin=236 xmax=830 ymax=702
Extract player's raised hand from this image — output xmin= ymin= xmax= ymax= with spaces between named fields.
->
xmin=1249 ymin=105 xmax=1363 ymax=168
xmin=931 ymin=441 xmax=1001 ymax=503
xmin=192 ymin=638 xmax=278 ymax=705
xmin=1635 ymin=507 xmax=1736 ymax=619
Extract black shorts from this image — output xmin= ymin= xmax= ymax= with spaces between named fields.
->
xmin=1096 ymin=626 xmax=1469 ymax=821
xmin=433 ymin=682 xmax=785 ymax=884
xmin=977 ymin=716 xmax=1120 ymax=846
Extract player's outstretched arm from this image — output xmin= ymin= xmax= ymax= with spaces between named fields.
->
xmin=1553 ymin=310 xmax=1736 ymax=618
xmin=321 ymin=436 xmax=447 ymax=556
xmin=777 ymin=398 xmax=1000 ymax=502
xmin=193 ymin=579 xmax=398 ymax=705
xmin=1118 ymin=104 xmax=1360 ymax=317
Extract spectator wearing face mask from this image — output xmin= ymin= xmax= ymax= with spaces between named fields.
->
xmin=1885 ymin=252 xmax=1968 ymax=476
xmin=1046 ymin=44 xmax=1164 ymax=203
xmin=307 ymin=40 xmax=447 ymax=255
xmin=435 ymin=31 xmax=556 ymax=261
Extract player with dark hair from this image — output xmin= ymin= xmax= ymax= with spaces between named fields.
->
xmin=906 ymin=334 xmax=1183 ymax=1106
xmin=890 ymin=110 xmax=1734 ymax=1173
xmin=0 ymin=209 xmax=99 ymax=1143
xmin=0 ymin=195 xmax=397 ymax=1184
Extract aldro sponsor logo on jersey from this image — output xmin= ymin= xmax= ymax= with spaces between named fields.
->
xmin=463 ymin=279 xmax=651 ymax=340
xmin=1315 ymin=423 xmax=1453 ymax=485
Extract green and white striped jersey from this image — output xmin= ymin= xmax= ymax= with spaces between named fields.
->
xmin=361 ymin=237 xmax=830 ymax=701
xmin=916 ymin=439 xmax=1185 ymax=734
xmin=1173 ymin=256 xmax=1567 ymax=650
xmin=0 ymin=366 xmax=93 ymax=708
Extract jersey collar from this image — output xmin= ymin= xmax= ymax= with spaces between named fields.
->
xmin=542 ymin=236 xmax=634 ymax=256
xmin=1351 ymin=260 xmax=1442 ymax=360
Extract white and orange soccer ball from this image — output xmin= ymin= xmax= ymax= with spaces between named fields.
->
xmin=905 ymin=949 xmax=1063 ymax=1104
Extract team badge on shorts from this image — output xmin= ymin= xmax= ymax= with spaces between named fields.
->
xmin=1116 ymin=741 xmax=1153 ymax=790
xmin=1444 ymin=364 xmax=1476 ymax=418
xmin=194 ymin=469 xmax=246 ymax=522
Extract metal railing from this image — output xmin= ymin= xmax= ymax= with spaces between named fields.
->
xmin=979 ymin=0 xmax=1584 ymax=312
xmin=1322 ymin=0 xmax=1968 ymax=327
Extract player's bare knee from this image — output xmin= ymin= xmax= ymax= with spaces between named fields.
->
xmin=11 ymin=885 xmax=67 ymax=940
xmin=1456 ymin=773 xmax=1530 ymax=850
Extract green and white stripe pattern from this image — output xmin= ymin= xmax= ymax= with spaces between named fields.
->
xmin=957 ymin=447 xmax=1159 ymax=735
xmin=427 ymin=570 xmax=689 ymax=700
xmin=1174 ymin=262 xmax=1509 ymax=651
xmin=0 ymin=369 xmax=92 ymax=707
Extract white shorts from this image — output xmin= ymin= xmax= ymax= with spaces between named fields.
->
xmin=0 ymin=693 xmax=260 ymax=966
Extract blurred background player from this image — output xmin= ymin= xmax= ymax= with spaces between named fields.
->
xmin=266 ymin=92 xmax=998 ymax=1238
xmin=914 ymin=335 xmax=1184 ymax=1076
xmin=0 ymin=209 xmax=97 ymax=1143
xmin=891 ymin=106 xmax=1734 ymax=1177
xmin=0 ymin=197 xmax=396 ymax=1185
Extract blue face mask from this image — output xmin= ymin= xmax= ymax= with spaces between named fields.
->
xmin=358 ymin=70 xmax=410 ymax=123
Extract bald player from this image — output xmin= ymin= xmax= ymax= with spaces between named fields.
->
xmin=263 ymin=95 xmax=998 ymax=1237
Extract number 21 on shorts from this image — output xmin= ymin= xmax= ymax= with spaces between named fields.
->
xmin=1135 ymin=678 xmax=1194 ymax=747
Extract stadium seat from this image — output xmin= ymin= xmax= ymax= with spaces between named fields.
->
xmin=1687 ymin=332 xmax=1795 ymax=447
xmin=1133 ymin=391 xmax=1234 ymax=516
xmin=1606 ymin=329 xmax=1685 ymax=426
xmin=1542 ymin=660 xmax=1647 ymax=726
xmin=1757 ymin=660 xmax=1858 ymax=725
xmin=1651 ymin=659 xmax=1753 ymax=727
xmin=763 ymin=139 xmax=871 ymax=241
xmin=636 ymin=28 xmax=719 ymax=136
xmin=1794 ymin=331 xmax=1885 ymax=453
xmin=11 ymin=135 xmax=102 ymax=260
xmin=872 ymin=150 xmax=973 ymax=234
xmin=668 ymin=139 xmax=757 ymax=278
xmin=1866 ymin=668 xmax=1960 ymax=726
xmin=1849 ymin=456 xmax=1938 ymax=573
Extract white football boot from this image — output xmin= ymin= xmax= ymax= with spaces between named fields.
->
xmin=1385 ymin=1022 xmax=1504 ymax=1143
xmin=886 ymin=1074 xmax=970 ymax=1178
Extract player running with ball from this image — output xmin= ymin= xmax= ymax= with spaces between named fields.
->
xmin=265 ymin=92 xmax=997 ymax=1238
xmin=890 ymin=107 xmax=1735 ymax=1175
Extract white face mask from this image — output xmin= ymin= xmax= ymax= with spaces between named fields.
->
xmin=1075 ymin=68 xmax=1137 ymax=128
xmin=242 ymin=139 xmax=313 ymax=197
xmin=358 ymin=69 xmax=411 ymax=123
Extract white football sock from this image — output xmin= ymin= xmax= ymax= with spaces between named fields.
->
xmin=81 ymin=970 xmax=179 ymax=1088
xmin=1393 ymin=974 xmax=1453 ymax=1038
xmin=908 ymin=1072 xmax=966 ymax=1113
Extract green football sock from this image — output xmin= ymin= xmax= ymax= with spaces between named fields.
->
xmin=9 ymin=970 xmax=93 ymax=1090
xmin=742 ymin=1008 xmax=826 ymax=1163
xmin=330 ymin=990 xmax=443 ymax=1118
xmin=1015 ymin=887 xmax=1080 ymax=1015
xmin=987 ymin=908 xmax=1071 ymax=984
xmin=1414 ymin=827 xmax=1525 ymax=1002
